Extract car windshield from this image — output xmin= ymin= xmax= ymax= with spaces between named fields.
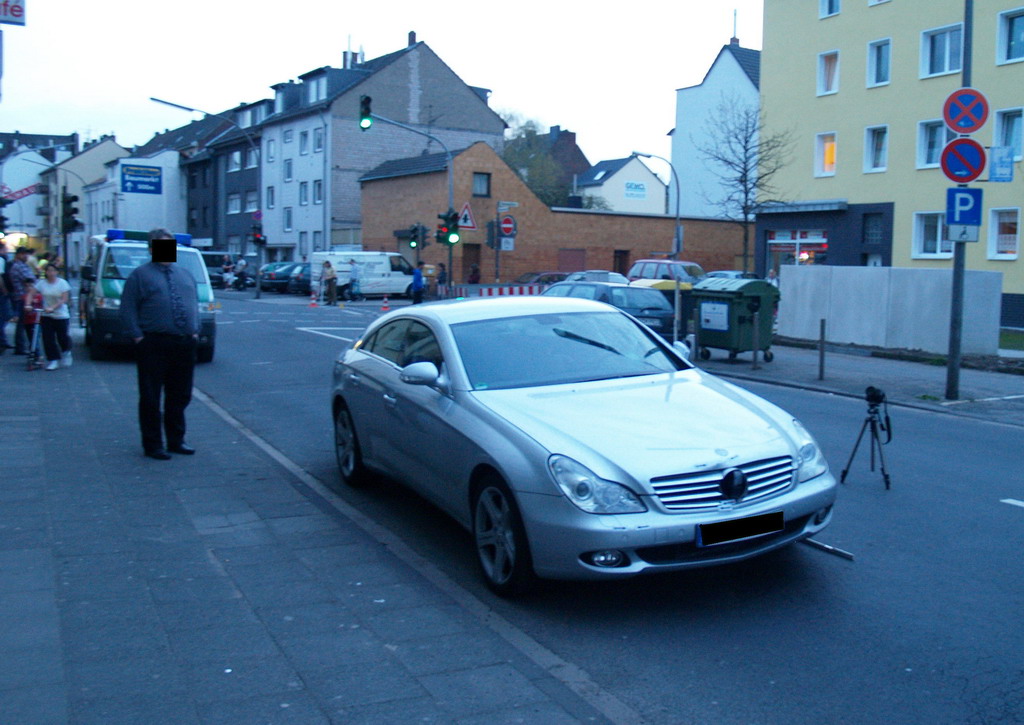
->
xmin=451 ymin=311 xmax=684 ymax=390
xmin=609 ymin=288 xmax=672 ymax=311
xmin=102 ymin=247 xmax=207 ymax=283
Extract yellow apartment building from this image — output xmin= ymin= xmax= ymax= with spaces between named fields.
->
xmin=759 ymin=0 xmax=1024 ymax=326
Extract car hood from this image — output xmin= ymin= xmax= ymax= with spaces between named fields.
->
xmin=472 ymin=370 xmax=795 ymax=486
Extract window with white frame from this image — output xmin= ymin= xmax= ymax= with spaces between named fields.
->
xmin=245 ymin=190 xmax=259 ymax=212
xmin=864 ymin=126 xmax=888 ymax=172
xmin=998 ymin=9 xmax=1024 ymax=63
xmin=867 ymin=39 xmax=891 ymax=86
xmin=818 ymin=51 xmax=840 ymax=95
xmin=313 ymin=127 xmax=324 ymax=152
xmin=284 ymin=207 xmax=293 ymax=231
xmin=266 ymin=186 xmax=275 ymax=209
xmin=313 ymin=230 xmax=323 ymax=250
xmin=283 ymin=129 xmax=293 ymax=143
xmin=299 ymin=131 xmax=309 ymax=155
xmin=918 ymin=120 xmax=955 ymax=167
xmin=299 ymin=182 xmax=308 ymax=205
xmin=989 ymin=208 xmax=1020 ymax=258
xmin=299 ymin=231 xmax=308 ymax=256
xmin=473 ymin=172 xmax=491 ymax=197
xmin=228 ymin=235 xmax=241 ymax=255
xmin=815 ymin=132 xmax=837 ymax=176
xmin=284 ymin=159 xmax=293 ymax=182
xmin=228 ymin=151 xmax=242 ymax=172
xmin=307 ymin=76 xmax=327 ymax=104
xmin=996 ymin=108 xmax=1023 ymax=159
xmin=921 ymin=24 xmax=962 ymax=77
xmin=266 ymin=139 xmax=276 ymax=162
xmin=245 ymin=148 xmax=258 ymax=169
xmin=868 ymin=0 xmax=890 ymax=5
xmin=227 ymin=193 xmax=241 ymax=214
xmin=820 ymin=0 xmax=840 ymax=18
xmin=313 ymin=179 xmax=323 ymax=204
xmin=914 ymin=212 xmax=952 ymax=257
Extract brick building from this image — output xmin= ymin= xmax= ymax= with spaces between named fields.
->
xmin=361 ymin=142 xmax=743 ymax=283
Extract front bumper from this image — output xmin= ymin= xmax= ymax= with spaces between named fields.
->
xmin=518 ymin=472 xmax=837 ymax=580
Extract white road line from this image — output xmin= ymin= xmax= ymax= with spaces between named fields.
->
xmin=297 ymin=327 xmax=354 ymax=342
xmin=941 ymin=394 xmax=1024 ymax=406
xmin=193 ymin=390 xmax=644 ymax=725
xmin=1000 ymin=498 xmax=1024 ymax=509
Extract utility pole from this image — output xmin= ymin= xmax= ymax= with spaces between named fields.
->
xmin=946 ymin=0 xmax=973 ymax=401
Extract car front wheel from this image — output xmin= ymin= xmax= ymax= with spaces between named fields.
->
xmin=473 ymin=477 xmax=536 ymax=597
xmin=334 ymin=404 xmax=367 ymax=487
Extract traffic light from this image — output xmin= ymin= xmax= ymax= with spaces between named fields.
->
xmin=252 ymin=223 xmax=267 ymax=245
xmin=359 ymin=95 xmax=373 ymax=131
xmin=0 ymin=198 xmax=10 ymax=234
xmin=61 ymin=193 xmax=83 ymax=234
xmin=438 ymin=210 xmax=460 ymax=244
xmin=409 ymin=224 xmax=420 ymax=248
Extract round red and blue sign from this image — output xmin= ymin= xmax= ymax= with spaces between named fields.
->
xmin=943 ymin=88 xmax=989 ymax=134
xmin=941 ymin=138 xmax=986 ymax=183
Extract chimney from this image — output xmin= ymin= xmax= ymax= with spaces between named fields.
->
xmin=343 ymin=50 xmax=353 ymax=68
xmin=730 ymin=36 xmax=740 ymax=46
xmin=408 ymin=31 xmax=417 ymax=46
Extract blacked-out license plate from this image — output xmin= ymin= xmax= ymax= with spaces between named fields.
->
xmin=697 ymin=511 xmax=784 ymax=547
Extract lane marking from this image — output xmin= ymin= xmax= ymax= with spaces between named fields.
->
xmin=937 ymin=393 xmax=1024 ymax=405
xmin=193 ymin=390 xmax=644 ymax=725
xmin=1001 ymin=498 xmax=1024 ymax=509
xmin=297 ymin=327 xmax=355 ymax=342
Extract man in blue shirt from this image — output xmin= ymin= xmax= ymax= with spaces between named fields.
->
xmin=120 ymin=229 xmax=200 ymax=460
xmin=411 ymin=260 xmax=426 ymax=305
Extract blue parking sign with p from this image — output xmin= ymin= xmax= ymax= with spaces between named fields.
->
xmin=946 ymin=188 xmax=982 ymax=226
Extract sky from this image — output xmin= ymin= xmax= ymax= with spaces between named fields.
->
xmin=0 ymin=0 xmax=764 ymax=178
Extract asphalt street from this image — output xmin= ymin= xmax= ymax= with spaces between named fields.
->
xmin=1 ymin=288 xmax=1022 ymax=724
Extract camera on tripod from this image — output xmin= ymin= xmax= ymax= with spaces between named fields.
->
xmin=841 ymin=385 xmax=893 ymax=489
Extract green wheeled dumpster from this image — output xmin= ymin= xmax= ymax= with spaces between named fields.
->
xmin=692 ymin=278 xmax=780 ymax=361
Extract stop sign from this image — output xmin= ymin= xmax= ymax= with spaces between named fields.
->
xmin=500 ymin=214 xmax=517 ymax=236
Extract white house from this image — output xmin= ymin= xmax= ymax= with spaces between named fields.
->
xmin=575 ymin=157 xmax=667 ymax=215
xmin=670 ymin=38 xmax=760 ymax=219
xmin=84 ymin=149 xmax=187 ymax=238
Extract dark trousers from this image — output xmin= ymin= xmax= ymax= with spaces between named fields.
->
xmin=40 ymin=317 xmax=71 ymax=361
xmin=0 ymin=293 xmax=11 ymax=348
xmin=14 ymin=306 xmax=29 ymax=354
xmin=412 ymin=288 xmax=425 ymax=304
xmin=136 ymin=334 xmax=196 ymax=453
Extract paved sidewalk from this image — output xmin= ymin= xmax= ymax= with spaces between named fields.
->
xmin=0 ymin=340 xmax=615 ymax=724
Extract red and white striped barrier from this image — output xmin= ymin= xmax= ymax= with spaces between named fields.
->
xmin=451 ymin=284 xmax=543 ymax=298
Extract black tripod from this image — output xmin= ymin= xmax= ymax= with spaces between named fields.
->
xmin=840 ymin=391 xmax=892 ymax=489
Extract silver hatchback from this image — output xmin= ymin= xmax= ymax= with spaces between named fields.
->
xmin=330 ymin=296 xmax=837 ymax=596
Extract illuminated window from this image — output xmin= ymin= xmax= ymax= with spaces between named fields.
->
xmin=815 ymin=133 xmax=837 ymax=176
xmin=989 ymin=208 xmax=1020 ymax=259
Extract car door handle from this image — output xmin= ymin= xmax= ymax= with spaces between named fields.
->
xmin=383 ymin=392 xmax=397 ymax=408
xmin=346 ymin=373 xmax=362 ymax=386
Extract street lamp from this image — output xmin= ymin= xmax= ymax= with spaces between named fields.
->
xmin=632 ymin=151 xmax=684 ymax=343
xmin=151 ymin=97 xmax=265 ymax=296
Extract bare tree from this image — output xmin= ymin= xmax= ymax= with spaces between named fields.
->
xmin=695 ymin=95 xmax=793 ymax=272
xmin=500 ymin=114 xmax=573 ymax=208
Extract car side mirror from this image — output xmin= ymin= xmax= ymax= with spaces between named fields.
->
xmin=400 ymin=361 xmax=440 ymax=386
xmin=674 ymin=336 xmax=694 ymax=362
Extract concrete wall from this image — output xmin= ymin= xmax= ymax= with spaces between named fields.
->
xmin=778 ymin=265 xmax=1002 ymax=355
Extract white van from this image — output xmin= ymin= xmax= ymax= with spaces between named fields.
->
xmin=310 ymin=251 xmax=416 ymax=298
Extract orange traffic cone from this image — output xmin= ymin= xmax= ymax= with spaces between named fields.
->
xmin=309 ymin=290 xmax=318 ymax=307
xmin=381 ymin=295 xmax=390 ymax=312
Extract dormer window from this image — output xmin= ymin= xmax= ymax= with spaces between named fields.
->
xmin=274 ymin=91 xmax=284 ymax=115
xmin=307 ymin=76 xmax=327 ymax=104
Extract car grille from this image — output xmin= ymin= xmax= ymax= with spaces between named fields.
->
xmin=649 ymin=456 xmax=794 ymax=511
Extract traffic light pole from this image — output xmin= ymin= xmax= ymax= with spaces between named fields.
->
xmin=368 ymin=112 xmax=455 ymax=293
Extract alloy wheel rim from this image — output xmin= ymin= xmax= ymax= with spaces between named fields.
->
xmin=335 ymin=411 xmax=354 ymax=477
xmin=476 ymin=487 xmax=516 ymax=584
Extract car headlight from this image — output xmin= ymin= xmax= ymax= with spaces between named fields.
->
xmin=548 ymin=455 xmax=646 ymax=514
xmin=793 ymin=419 xmax=828 ymax=482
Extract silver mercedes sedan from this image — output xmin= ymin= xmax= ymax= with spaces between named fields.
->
xmin=330 ymin=296 xmax=837 ymax=596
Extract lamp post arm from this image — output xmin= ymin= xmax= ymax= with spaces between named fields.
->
xmin=369 ymin=113 xmax=454 ymax=212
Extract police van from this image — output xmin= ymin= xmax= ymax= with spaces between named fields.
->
xmin=80 ymin=229 xmax=217 ymax=362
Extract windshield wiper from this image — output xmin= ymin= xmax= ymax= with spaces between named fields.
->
xmin=553 ymin=327 xmax=622 ymax=355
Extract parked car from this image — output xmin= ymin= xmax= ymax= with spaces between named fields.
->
xmin=542 ymin=281 xmax=674 ymax=335
xmin=200 ymin=251 xmax=229 ymax=289
xmin=259 ymin=263 xmax=299 ymax=293
xmin=627 ymin=259 xmax=706 ymax=285
xmin=260 ymin=262 xmax=297 ymax=291
xmin=287 ymin=263 xmax=312 ymax=295
xmin=706 ymin=270 xmax=760 ymax=279
xmin=563 ymin=270 xmax=630 ymax=284
xmin=515 ymin=271 xmax=568 ymax=286
xmin=331 ymin=296 xmax=837 ymax=596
